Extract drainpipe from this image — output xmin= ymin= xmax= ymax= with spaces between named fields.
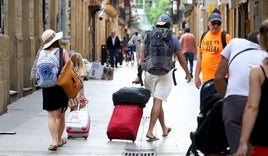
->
xmin=91 ymin=7 xmax=101 ymax=62
xmin=60 ymin=0 xmax=69 ymax=44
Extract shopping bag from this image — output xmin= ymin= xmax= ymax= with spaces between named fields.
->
xmin=57 ymin=60 xmax=81 ymax=99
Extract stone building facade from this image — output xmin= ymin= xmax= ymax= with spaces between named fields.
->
xmin=0 ymin=0 xmax=127 ymax=115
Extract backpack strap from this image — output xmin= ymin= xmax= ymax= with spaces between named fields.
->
xmin=199 ymin=31 xmax=227 ymax=48
xmin=221 ymin=31 xmax=227 ymax=48
xmin=58 ymin=48 xmax=64 ymax=77
xmin=199 ymin=31 xmax=208 ymax=48
xmin=172 ymin=68 xmax=177 ymax=86
xmin=59 ymin=48 xmax=64 ymax=68
xmin=260 ymin=65 xmax=267 ymax=78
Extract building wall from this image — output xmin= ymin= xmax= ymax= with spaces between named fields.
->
xmin=69 ymin=0 xmax=91 ymax=59
xmin=0 ymin=5 xmax=9 ymax=114
xmin=0 ymin=0 xmax=126 ymax=115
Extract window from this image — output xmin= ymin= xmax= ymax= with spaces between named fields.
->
xmin=0 ymin=0 xmax=4 ymax=34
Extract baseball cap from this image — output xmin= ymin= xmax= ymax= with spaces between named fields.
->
xmin=209 ymin=13 xmax=222 ymax=22
xmin=156 ymin=14 xmax=171 ymax=26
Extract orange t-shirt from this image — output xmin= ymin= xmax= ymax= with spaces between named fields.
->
xmin=198 ymin=30 xmax=231 ymax=82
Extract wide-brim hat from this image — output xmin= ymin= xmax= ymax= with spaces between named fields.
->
xmin=42 ymin=29 xmax=63 ymax=49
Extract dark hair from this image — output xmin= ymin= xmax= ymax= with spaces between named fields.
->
xmin=185 ymin=27 xmax=190 ymax=32
xmin=247 ymin=32 xmax=259 ymax=44
xmin=259 ymin=19 xmax=268 ymax=52
xmin=44 ymin=40 xmax=62 ymax=50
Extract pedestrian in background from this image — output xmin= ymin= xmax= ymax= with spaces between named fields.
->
xmin=133 ymin=14 xmax=191 ymax=141
xmin=106 ymin=29 xmax=121 ymax=68
xmin=121 ymin=37 xmax=128 ymax=60
xmin=39 ymin=29 xmax=69 ymax=151
xmin=69 ymin=52 xmax=87 ymax=111
xmin=128 ymin=29 xmax=143 ymax=66
xmin=236 ymin=19 xmax=268 ymax=156
xmin=180 ymin=27 xmax=197 ymax=78
xmin=194 ymin=12 xmax=231 ymax=156
xmin=195 ymin=12 xmax=231 ymax=89
xmin=214 ymin=32 xmax=267 ymax=154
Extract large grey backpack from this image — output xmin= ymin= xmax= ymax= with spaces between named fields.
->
xmin=143 ymin=28 xmax=175 ymax=75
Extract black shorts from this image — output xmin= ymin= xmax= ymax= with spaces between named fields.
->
xmin=42 ymin=85 xmax=68 ymax=112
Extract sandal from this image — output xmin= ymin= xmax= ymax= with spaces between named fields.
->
xmin=48 ymin=145 xmax=57 ymax=151
xmin=58 ymin=138 xmax=67 ymax=147
xmin=146 ymin=135 xmax=159 ymax=141
xmin=162 ymin=127 xmax=171 ymax=137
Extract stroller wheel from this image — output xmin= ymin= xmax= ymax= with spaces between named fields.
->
xmin=186 ymin=144 xmax=199 ymax=156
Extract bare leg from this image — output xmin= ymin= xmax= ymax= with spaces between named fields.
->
xmin=48 ymin=109 xmax=61 ymax=146
xmin=57 ymin=110 xmax=66 ymax=145
xmin=146 ymin=97 xmax=162 ymax=139
xmin=158 ymin=105 xmax=170 ymax=136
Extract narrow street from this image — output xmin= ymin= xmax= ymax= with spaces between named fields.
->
xmin=0 ymin=61 xmax=200 ymax=156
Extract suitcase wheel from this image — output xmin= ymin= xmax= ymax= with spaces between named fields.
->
xmin=67 ymin=135 xmax=72 ymax=139
xmin=84 ymin=136 xmax=88 ymax=140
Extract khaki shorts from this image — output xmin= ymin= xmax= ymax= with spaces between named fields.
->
xmin=144 ymin=71 xmax=172 ymax=102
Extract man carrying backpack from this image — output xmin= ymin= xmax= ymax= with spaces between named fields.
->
xmin=194 ymin=12 xmax=231 ymax=89
xmin=133 ymin=14 xmax=192 ymax=141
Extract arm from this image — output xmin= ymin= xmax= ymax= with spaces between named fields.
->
xmin=194 ymin=37 xmax=197 ymax=59
xmin=128 ymin=35 xmax=134 ymax=45
xmin=63 ymin=49 xmax=70 ymax=63
xmin=132 ymin=43 xmax=145 ymax=85
xmin=214 ymin=56 xmax=228 ymax=98
xmin=235 ymin=67 xmax=262 ymax=156
xmin=30 ymin=46 xmax=43 ymax=80
xmin=195 ymin=53 xmax=202 ymax=89
xmin=175 ymin=49 xmax=191 ymax=83
xmin=140 ymin=43 xmax=145 ymax=63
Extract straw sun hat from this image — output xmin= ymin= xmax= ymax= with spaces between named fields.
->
xmin=42 ymin=29 xmax=63 ymax=49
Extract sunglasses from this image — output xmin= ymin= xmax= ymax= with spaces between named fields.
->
xmin=211 ymin=21 xmax=222 ymax=26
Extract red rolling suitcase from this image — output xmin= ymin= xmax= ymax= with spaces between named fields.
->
xmin=107 ymin=104 xmax=143 ymax=142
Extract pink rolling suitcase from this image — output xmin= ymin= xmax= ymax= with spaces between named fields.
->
xmin=66 ymin=104 xmax=90 ymax=139
xmin=107 ymin=104 xmax=143 ymax=142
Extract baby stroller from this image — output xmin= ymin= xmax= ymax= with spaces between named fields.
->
xmin=186 ymin=79 xmax=230 ymax=156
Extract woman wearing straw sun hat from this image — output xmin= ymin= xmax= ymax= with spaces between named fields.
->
xmin=39 ymin=29 xmax=70 ymax=151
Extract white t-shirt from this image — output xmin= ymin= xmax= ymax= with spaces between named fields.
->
xmin=221 ymin=38 xmax=268 ymax=97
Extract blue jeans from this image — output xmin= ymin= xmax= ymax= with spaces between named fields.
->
xmin=183 ymin=52 xmax=194 ymax=73
xmin=109 ymin=49 xmax=119 ymax=68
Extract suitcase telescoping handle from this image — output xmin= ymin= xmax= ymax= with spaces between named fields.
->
xmin=77 ymin=98 xmax=88 ymax=111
